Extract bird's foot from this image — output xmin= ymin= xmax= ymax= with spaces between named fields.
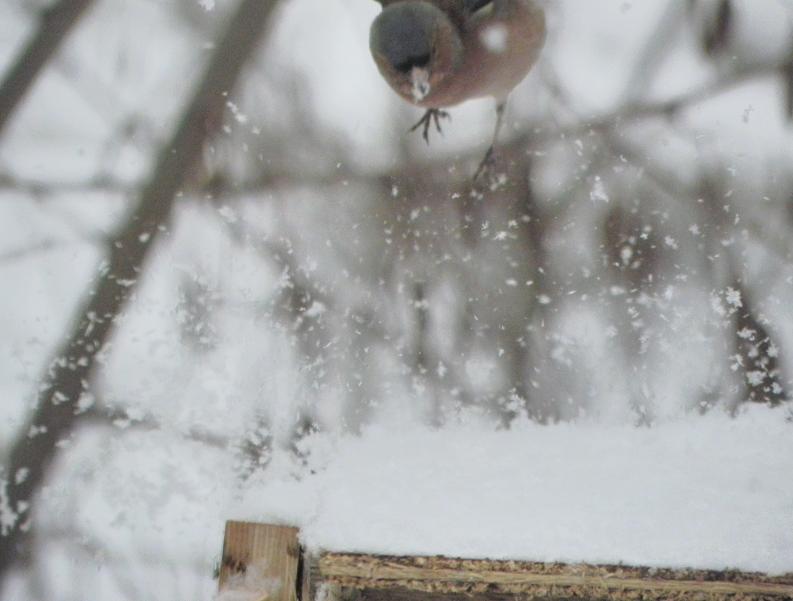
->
xmin=410 ymin=108 xmax=451 ymax=144
xmin=473 ymin=145 xmax=497 ymax=184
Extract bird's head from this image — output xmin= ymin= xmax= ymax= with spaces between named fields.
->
xmin=369 ymin=1 xmax=463 ymax=105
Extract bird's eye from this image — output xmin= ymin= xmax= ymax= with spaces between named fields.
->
xmin=393 ymin=52 xmax=431 ymax=73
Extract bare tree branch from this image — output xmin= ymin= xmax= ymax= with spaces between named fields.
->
xmin=0 ymin=0 xmax=281 ymax=585
xmin=621 ymin=1 xmax=685 ymax=102
xmin=1 ymin=57 xmax=786 ymax=205
xmin=0 ymin=0 xmax=96 ymax=140
xmin=81 ymin=404 xmax=232 ymax=451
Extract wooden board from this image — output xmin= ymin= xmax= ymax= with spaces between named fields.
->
xmin=219 ymin=521 xmax=302 ymax=601
xmin=216 ymin=523 xmax=793 ymax=601
xmin=316 ymin=553 xmax=793 ymax=601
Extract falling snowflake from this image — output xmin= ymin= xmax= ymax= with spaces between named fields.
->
xmin=725 ymin=287 xmax=743 ymax=309
xmin=590 ymin=177 xmax=609 ymax=203
xmin=481 ymin=24 xmax=509 ymax=54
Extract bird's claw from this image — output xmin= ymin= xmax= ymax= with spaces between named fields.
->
xmin=410 ymin=108 xmax=451 ymax=144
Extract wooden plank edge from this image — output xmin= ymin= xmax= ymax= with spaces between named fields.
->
xmin=317 ymin=553 xmax=793 ymax=599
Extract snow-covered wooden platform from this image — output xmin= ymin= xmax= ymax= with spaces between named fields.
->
xmin=217 ymin=522 xmax=793 ymax=601
xmin=217 ymin=410 xmax=793 ymax=600
xmin=230 ymin=409 xmax=793 ymax=576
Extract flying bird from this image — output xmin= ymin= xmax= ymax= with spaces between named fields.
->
xmin=369 ymin=0 xmax=546 ymax=179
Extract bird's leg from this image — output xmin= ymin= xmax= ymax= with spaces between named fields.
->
xmin=410 ymin=108 xmax=451 ymax=144
xmin=474 ymin=101 xmax=506 ymax=183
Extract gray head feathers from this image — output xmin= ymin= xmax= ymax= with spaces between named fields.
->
xmin=370 ymin=3 xmax=440 ymax=73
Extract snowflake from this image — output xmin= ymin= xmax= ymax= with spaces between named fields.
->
xmin=480 ymin=24 xmax=509 ymax=54
xmin=746 ymin=371 xmax=765 ymax=387
xmin=725 ymin=287 xmax=743 ymax=309
xmin=737 ymin=328 xmax=756 ymax=340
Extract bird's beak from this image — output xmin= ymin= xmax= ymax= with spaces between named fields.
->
xmin=410 ymin=67 xmax=431 ymax=102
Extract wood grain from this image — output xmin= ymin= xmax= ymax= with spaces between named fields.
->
xmin=219 ymin=521 xmax=301 ymax=601
xmin=317 ymin=553 xmax=793 ymax=601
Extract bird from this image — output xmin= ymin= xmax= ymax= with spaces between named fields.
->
xmin=369 ymin=0 xmax=546 ymax=180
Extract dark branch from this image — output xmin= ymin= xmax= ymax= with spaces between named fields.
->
xmin=0 ymin=0 xmax=281 ymax=584
xmin=0 ymin=0 xmax=96 ymax=140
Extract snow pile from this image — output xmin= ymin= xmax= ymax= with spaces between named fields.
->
xmin=216 ymin=560 xmax=281 ymax=601
xmin=237 ymin=407 xmax=793 ymax=575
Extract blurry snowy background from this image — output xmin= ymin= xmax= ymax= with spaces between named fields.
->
xmin=1 ymin=0 xmax=792 ymax=599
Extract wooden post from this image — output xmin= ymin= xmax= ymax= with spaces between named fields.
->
xmin=218 ymin=521 xmax=302 ymax=601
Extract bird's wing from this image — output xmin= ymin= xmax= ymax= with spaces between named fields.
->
xmin=370 ymin=0 xmax=469 ymax=29
xmin=372 ymin=0 xmax=468 ymax=15
xmin=463 ymin=0 xmax=493 ymax=12
xmin=372 ymin=0 xmax=490 ymax=9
